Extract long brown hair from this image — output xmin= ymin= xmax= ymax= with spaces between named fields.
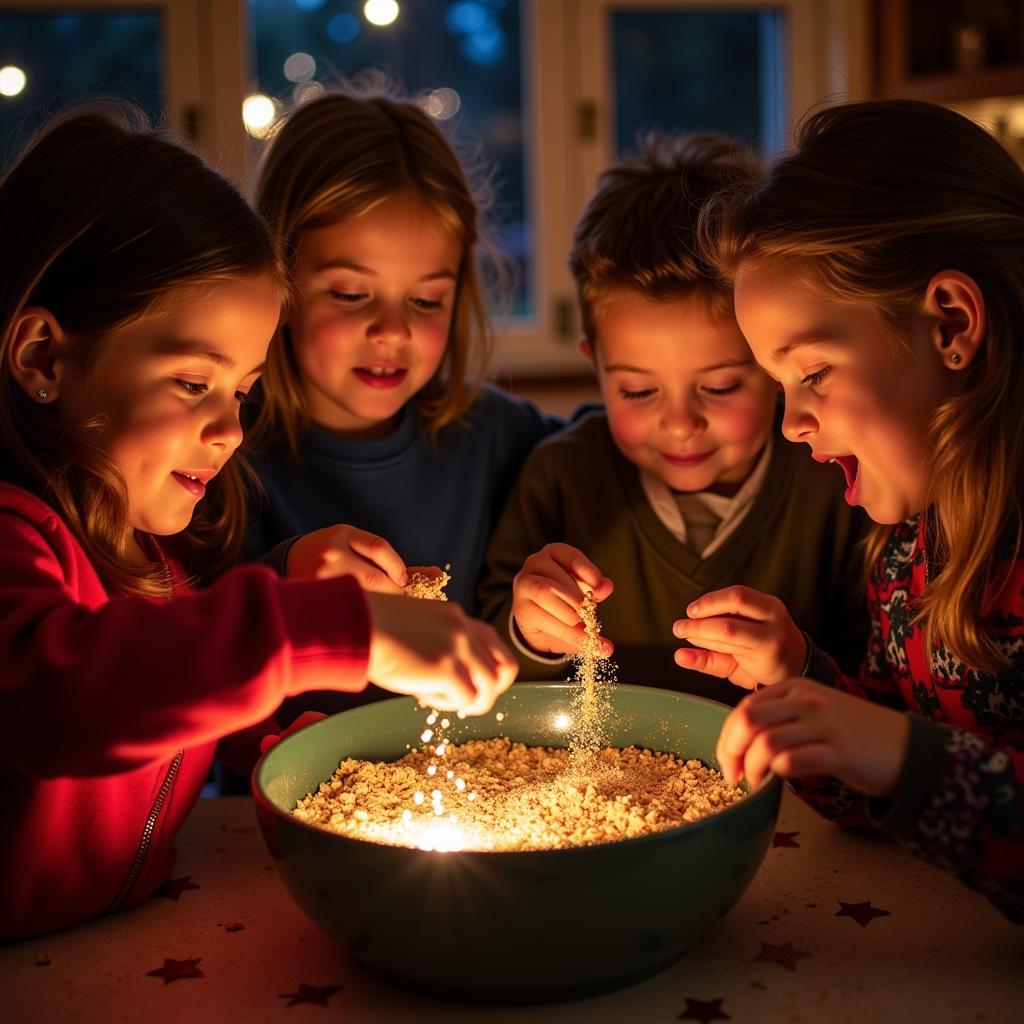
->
xmin=248 ymin=85 xmax=496 ymax=455
xmin=704 ymin=99 xmax=1024 ymax=672
xmin=0 ymin=103 xmax=285 ymax=597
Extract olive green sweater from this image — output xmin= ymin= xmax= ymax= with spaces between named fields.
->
xmin=478 ymin=410 xmax=871 ymax=706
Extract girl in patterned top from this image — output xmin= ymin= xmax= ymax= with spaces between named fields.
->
xmin=673 ymin=100 xmax=1024 ymax=922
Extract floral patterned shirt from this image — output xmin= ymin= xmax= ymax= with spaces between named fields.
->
xmin=801 ymin=515 xmax=1024 ymax=923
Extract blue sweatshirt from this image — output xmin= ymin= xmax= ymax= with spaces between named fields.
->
xmin=245 ymin=384 xmax=563 ymax=614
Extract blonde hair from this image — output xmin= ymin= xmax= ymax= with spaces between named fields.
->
xmin=249 ymin=87 xmax=496 ymax=454
xmin=704 ymin=99 xmax=1024 ymax=672
xmin=0 ymin=103 xmax=285 ymax=598
xmin=569 ymin=132 xmax=762 ymax=340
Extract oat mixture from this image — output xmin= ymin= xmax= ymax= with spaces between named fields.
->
xmin=567 ymin=589 xmax=615 ymax=755
xmin=294 ymin=573 xmax=742 ymax=851
xmin=403 ymin=565 xmax=451 ymax=601
xmin=293 ymin=737 xmax=745 ymax=852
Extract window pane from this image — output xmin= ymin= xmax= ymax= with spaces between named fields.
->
xmin=0 ymin=11 xmax=162 ymax=163
xmin=248 ymin=0 xmax=531 ymax=317
xmin=612 ymin=9 xmax=785 ymax=155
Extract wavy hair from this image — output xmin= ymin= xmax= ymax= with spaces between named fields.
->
xmin=702 ymin=99 xmax=1024 ymax=672
xmin=248 ymin=84 xmax=498 ymax=455
xmin=0 ymin=103 xmax=285 ymax=597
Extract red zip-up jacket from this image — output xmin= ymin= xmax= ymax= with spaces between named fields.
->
xmin=0 ymin=482 xmax=370 ymax=941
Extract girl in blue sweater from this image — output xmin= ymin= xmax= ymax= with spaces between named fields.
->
xmin=243 ymin=88 xmax=558 ymax=717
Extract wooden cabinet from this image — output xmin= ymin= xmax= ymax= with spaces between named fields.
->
xmin=875 ymin=0 xmax=1024 ymax=101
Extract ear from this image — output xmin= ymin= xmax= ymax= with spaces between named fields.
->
xmin=922 ymin=270 xmax=985 ymax=371
xmin=577 ymin=336 xmax=596 ymax=364
xmin=7 ymin=307 xmax=67 ymax=403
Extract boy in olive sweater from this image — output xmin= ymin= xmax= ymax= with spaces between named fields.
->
xmin=478 ymin=134 xmax=870 ymax=704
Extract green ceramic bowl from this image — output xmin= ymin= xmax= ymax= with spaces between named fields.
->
xmin=253 ymin=683 xmax=781 ymax=1002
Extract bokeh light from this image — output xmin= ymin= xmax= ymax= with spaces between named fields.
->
xmin=242 ymin=93 xmax=277 ymax=138
xmin=293 ymin=81 xmax=326 ymax=105
xmin=283 ymin=51 xmax=316 ymax=83
xmin=364 ymin=0 xmax=400 ymax=28
xmin=293 ymin=0 xmax=326 ymax=10
xmin=461 ymin=25 xmax=506 ymax=66
xmin=0 ymin=65 xmax=27 ymax=98
xmin=445 ymin=2 xmax=488 ymax=34
xmin=327 ymin=12 xmax=360 ymax=44
xmin=420 ymin=87 xmax=461 ymax=120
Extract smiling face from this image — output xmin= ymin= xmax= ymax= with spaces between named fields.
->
xmin=58 ymin=275 xmax=280 ymax=545
xmin=286 ymin=193 xmax=463 ymax=440
xmin=587 ymin=287 xmax=778 ymax=496
xmin=732 ymin=261 xmax=956 ymax=523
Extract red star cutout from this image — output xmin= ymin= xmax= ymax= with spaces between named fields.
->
xmin=146 ymin=958 xmax=204 ymax=984
xmin=772 ymin=831 xmax=800 ymax=847
xmin=836 ymin=900 xmax=891 ymax=926
xmin=278 ymin=982 xmax=345 ymax=1007
xmin=755 ymin=940 xmax=811 ymax=971
xmin=157 ymin=876 xmax=200 ymax=901
xmin=678 ymin=997 xmax=730 ymax=1022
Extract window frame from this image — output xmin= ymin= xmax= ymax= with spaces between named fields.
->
xmin=0 ymin=0 xmax=870 ymax=377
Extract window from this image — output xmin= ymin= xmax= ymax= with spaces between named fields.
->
xmin=0 ymin=6 xmax=162 ymax=159
xmin=0 ymin=1 xmax=868 ymax=375
xmin=247 ymin=0 xmax=532 ymax=316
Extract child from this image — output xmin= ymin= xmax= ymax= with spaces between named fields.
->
xmin=478 ymin=134 xmax=870 ymax=703
xmin=0 ymin=106 xmax=516 ymax=942
xmin=679 ymin=100 xmax=1023 ymax=921
xmin=242 ymin=89 xmax=560 ymax=717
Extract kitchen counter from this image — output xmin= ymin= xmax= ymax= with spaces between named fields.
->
xmin=2 ymin=790 xmax=1021 ymax=1023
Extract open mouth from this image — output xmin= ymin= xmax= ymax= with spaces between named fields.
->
xmin=829 ymin=455 xmax=861 ymax=504
xmin=354 ymin=366 xmax=408 ymax=389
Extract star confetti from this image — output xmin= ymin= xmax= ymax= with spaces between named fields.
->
xmin=278 ymin=983 xmax=345 ymax=1007
xmin=836 ymin=900 xmax=891 ymax=927
xmin=220 ymin=823 xmax=257 ymax=836
xmin=755 ymin=941 xmax=811 ymax=971
xmin=678 ymin=997 xmax=730 ymax=1022
xmin=157 ymin=876 xmax=200 ymax=901
xmin=146 ymin=958 xmax=204 ymax=984
xmin=772 ymin=831 xmax=800 ymax=848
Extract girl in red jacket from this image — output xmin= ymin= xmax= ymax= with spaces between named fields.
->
xmin=0 ymin=106 xmax=516 ymax=941
xmin=671 ymin=100 xmax=1023 ymax=922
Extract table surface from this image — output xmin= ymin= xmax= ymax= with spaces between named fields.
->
xmin=2 ymin=791 xmax=1021 ymax=1024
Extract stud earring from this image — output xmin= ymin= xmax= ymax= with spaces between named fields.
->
xmin=950 ymin=353 xmax=962 ymax=366
xmin=36 ymin=388 xmax=49 ymax=401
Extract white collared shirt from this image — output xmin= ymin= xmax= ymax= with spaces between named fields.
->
xmin=640 ymin=436 xmax=773 ymax=558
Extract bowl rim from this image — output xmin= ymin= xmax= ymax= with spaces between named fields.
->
xmin=252 ymin=682 xmax=782 ymax=859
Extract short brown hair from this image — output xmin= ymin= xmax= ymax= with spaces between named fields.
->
xmin=568 ymin=133 xmax=761 ymax=340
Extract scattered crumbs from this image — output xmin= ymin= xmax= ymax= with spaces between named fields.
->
xmin=220 ymin=922 xmax=245 ymax=932
xmin=34 ymin=953 xmax=51 ymax=967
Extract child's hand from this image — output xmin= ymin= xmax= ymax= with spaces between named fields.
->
xmin=716 ymin=678 xmax=911 ymax=796
xmin=511 ymin=543 xmax=614 ymax=657
xmin=259 ymin=711 xmax=328 ymax=755
xmin=288 ymin=525 xmax=407 ymax=594
xmin=672 ymin=585 xmax=806 ymax=688
xmin=365 ymin=593 xmax=518 ymax=716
